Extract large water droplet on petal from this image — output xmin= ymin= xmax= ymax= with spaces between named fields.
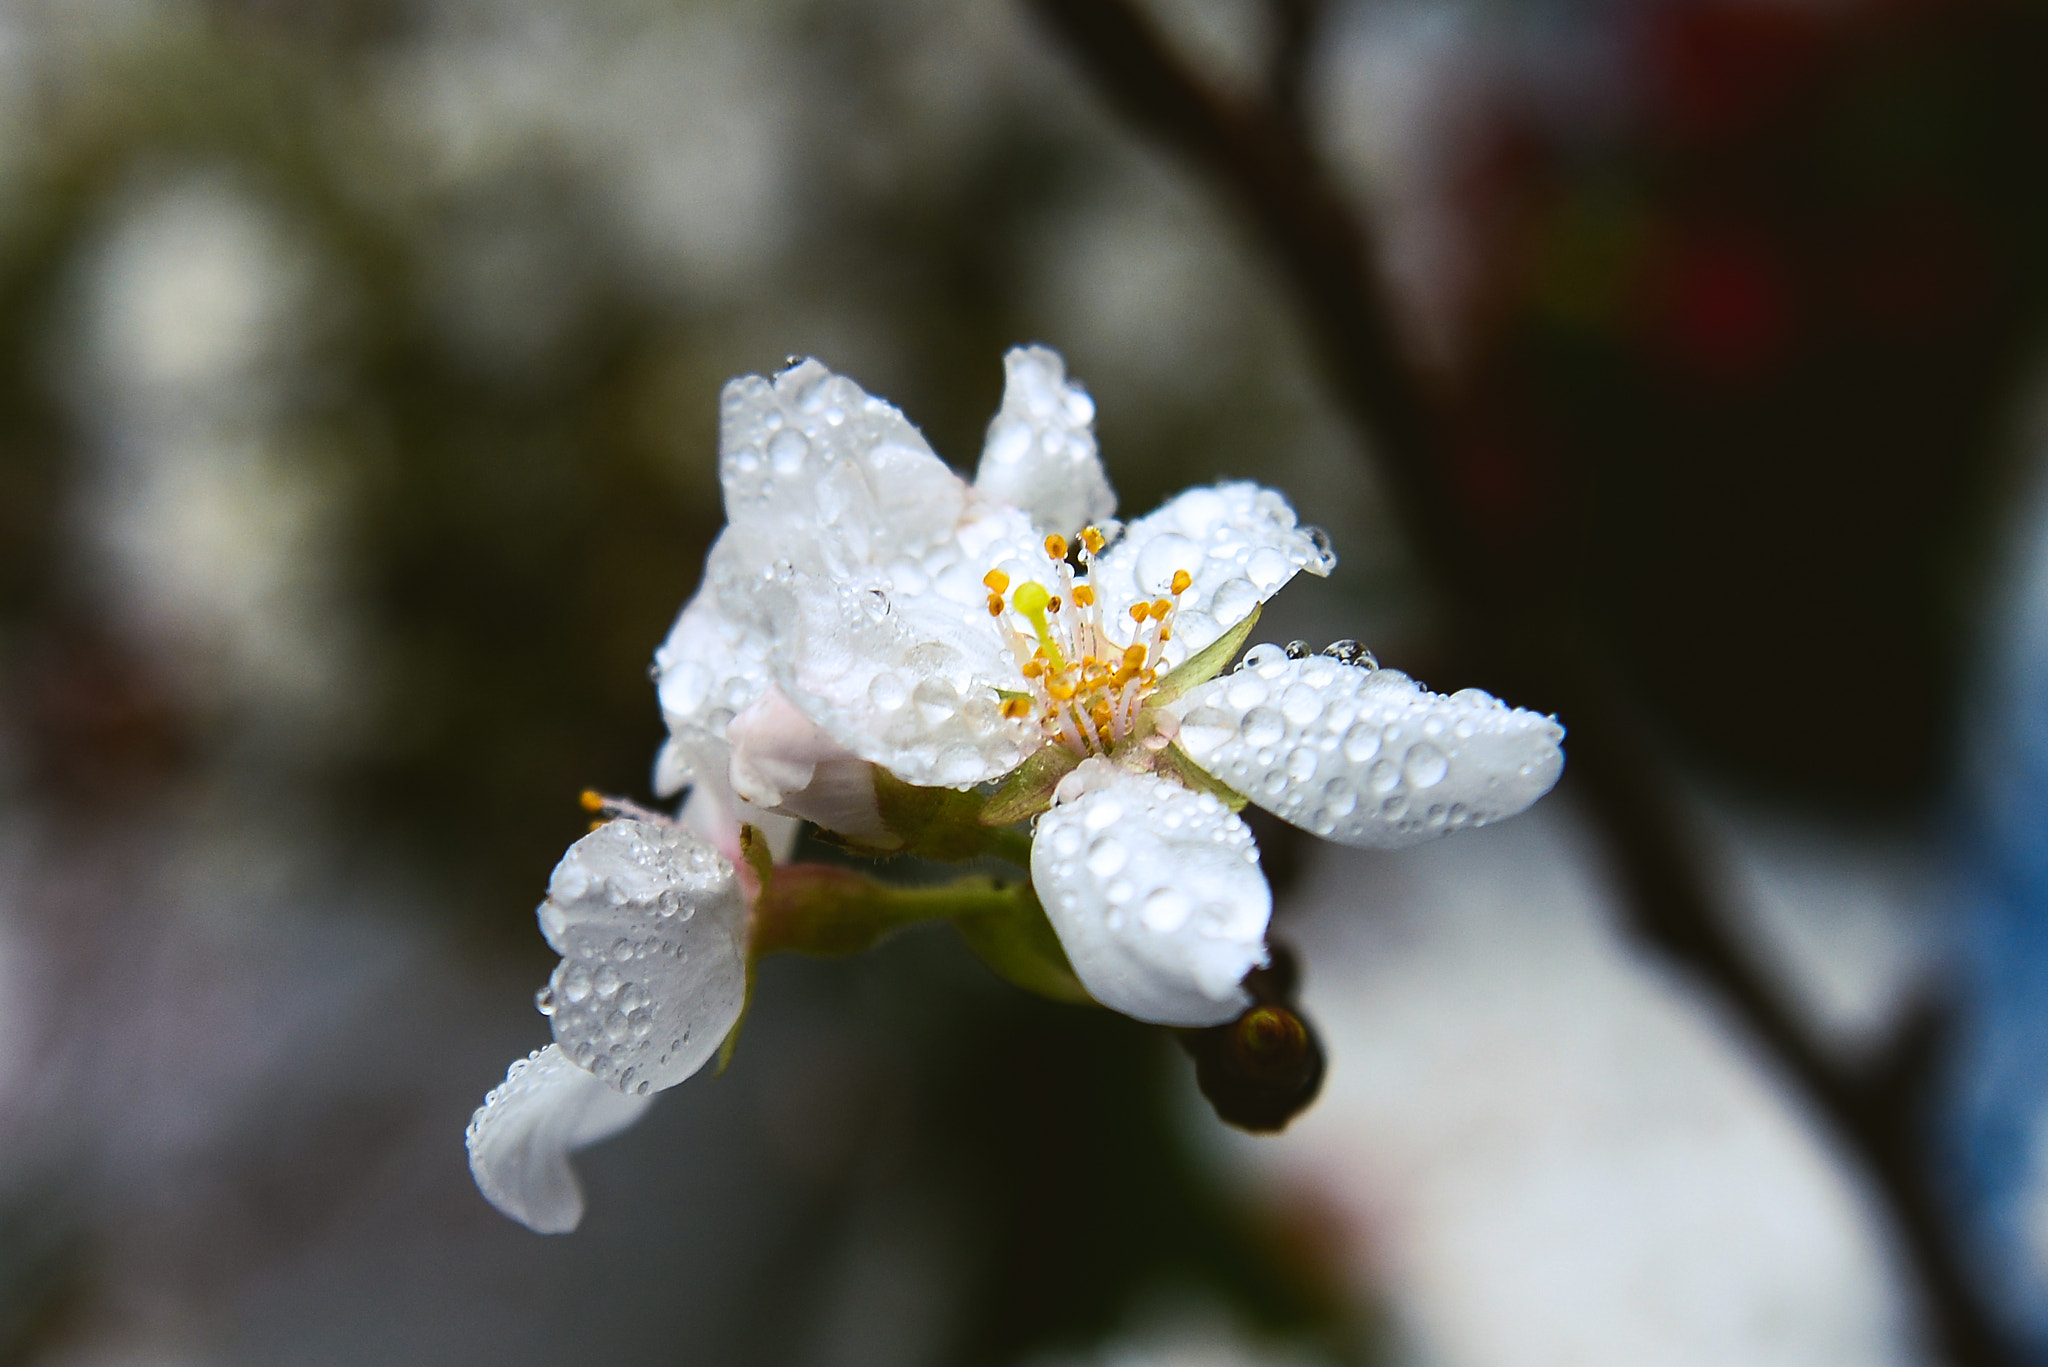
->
xmin=1136 ymin=533 xmax=1203 ymax=594
xmin=1404 ymin=741 xmax=1449 ymax=788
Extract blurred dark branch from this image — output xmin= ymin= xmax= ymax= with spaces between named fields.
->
xmin=1267 ymin=0 xmax=1319 ymax=132
xmin=1024 ymin=1 xmax=2009 ymax=1362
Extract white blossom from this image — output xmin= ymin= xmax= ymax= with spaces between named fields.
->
xmin=472 ymin=346 xmax=1567 ymax=1230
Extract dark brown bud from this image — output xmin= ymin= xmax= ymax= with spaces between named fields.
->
xmin=1181 ymin=1000 xmax=1325 ymax=1134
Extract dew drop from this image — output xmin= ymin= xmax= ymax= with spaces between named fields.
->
xmin=1136 ymin=532 xmax=1204 ymax=594
xmin=1241 ymin=706 xmax=1285 ymax=749
xmin=1404 ymin=742 xmax=1449 ymax=788
xmin=534 ymin=985 xmax=556 ymax=1016
xmin=1086 ymin=836 xmax=1127 ymax=878
xmin=1141 ymin=887 xmax=1192 ymax=933
xmin=1284 ymin=640 xmax=1310 ymax=660
xmin=768 ymin=428 xmax=809 ymax=474
xmin=1343 ymin=723 xmax=1383 ymax=764
xmin=1177 ymin=706 xmax=1236 ymax=759
xmin=868 ymin=672 xmax=908 ymax=710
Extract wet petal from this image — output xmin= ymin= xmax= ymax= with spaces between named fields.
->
xmin=1031 ymin=757 xmax=1270 ymax=1026
xmin=1167 ymin=646 xmax=1564 ymax=849
xmin=974 ymin=345 xmax=1116 ymax=536
xmin=709 ymin=359 xmax=1043 ymax=787
xmin=651 ymin=563 xmax=775 ymax=798
xmin=1085 ymin=482 xmax=1336 ymax=670
xmin=726 ymin=685 xmax=894 ymax=846
xmin=465 ymin=1044 xmax=652 ymax=1234
xmin=539 ymin=820 xmax=748 ymax=1095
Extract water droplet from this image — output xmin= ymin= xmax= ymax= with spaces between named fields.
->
xmin=1136 ymin=532 xmax=1203 ymax=594
xmin=861 ymin=587 xmax=890 ymax=622
xmin=1325 ymin=779 xmax=1357 ymax=817
xmin=593 ymin=965 xmax=621 ymax=998
xmin=534 ymin=985 xmax=556 ymax=1016
xmin=1404 ymin=742 xmax=1449 ymax=788
xmin=1084 ymin=799 xmax=1124 ymax=832
xmin=1177 ymin=706 xmax=1236 ymax=759
xmin=912 ymin=676 xmax=958 ymax=724
xmin=1287 ymin=747 xmax=1318 ymax=782
xmin=1242 ymin=706 xmax=1285 ymax=749
xmin=1209 ymin=576 xmax=1260 ymax=626
xmin=1284 ymin=640 xmax=1310 ymax=660
xmin=868 ymin=672 xmax=908 ymax=710
xmin=1225 ymin=674 xmax=1268 ymax=711
xmin=1141 ymin=887 xmax=1191 ymax=932
xmin=1087 ymin=836 xmax=1127 ymax=878
xmin=1280 ymin=683 xmax=1322 ymax=726
xmin=1247 ymin=546 xmax=1293 ymax=589
xmin=1343 ymin=723 xmax=1382 ymax=764
xmin=1303 ymin=525 xmax=1337 ymax=573
xmin=1369 ymin=758 xmax=1402 ymax=794
xmin=768 ymin=427 xmax=809 ymax=473
xmin=560 ymin=966 xmax=593 ymax=1003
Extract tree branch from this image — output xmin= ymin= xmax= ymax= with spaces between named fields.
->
xmin=1023 ymin=0 xmax=2009 ymax=1360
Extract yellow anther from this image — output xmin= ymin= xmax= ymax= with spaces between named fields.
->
xmin=1073 ymin=584 xmax=1096 ymax=608
xmin=1021 ymin=658 xmax=1045 ymax=678
xmin=1000 ymin=697 xmax=1032 ymax=720
xmin=1047 ymin=595 xmax=1062 ymax=614
xmin=987 ymin=594 xmax=1004 ymax=617
xmin=1044 ymin=533 xmax=1068 ymax=561
xmin=1081 ymin=526 xmax=1106 ymax=555
xmin=1150 ymin=599 xmax=1172 ymax=620
xmin=1047 ymin=678 xmax=1077 ymax=701
xmin=984 ymin=568 xmax=1010 ymax=593
xmin=1123 ymin=644 xmax=1148 ymax=669
xmin=1129 ymin=602 xmax=1151 ymax=623
xmin=579 ymin=789 xmax=606 ymax=813
xmin=1170 ymin=568 xmax=1193 ymax=596
xmin=1160 ymin=627 xmax=1172 ymax=641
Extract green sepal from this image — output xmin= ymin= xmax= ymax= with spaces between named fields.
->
xmin=951 ymin=883 xmax=1093 ymax=1004
xmin=717 ymin=823 xmax=778 ymax=1075
xmin=979 ymin=745 xmax=1082 ymax=827
xmin=872 ymin=768 xmax=996 ymax=861
xmin=1151 ymin=741 xmax=1250 ymax=813
xmin=1148 ymin=602 xmax=1262 ymax=707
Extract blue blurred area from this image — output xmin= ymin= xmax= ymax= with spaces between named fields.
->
xmin=1948 ymin=472 xmax=2048 ymax=1353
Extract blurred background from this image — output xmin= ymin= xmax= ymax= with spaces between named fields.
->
xmin=3 ymin=0 xmax=2048 ymax=1362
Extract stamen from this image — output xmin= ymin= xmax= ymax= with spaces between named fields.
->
xmin=1150 ymin=599 xmax=1172 ymax=620
xmin=1000 ymin=697 xmax=1032 ymax=720
xmin=987 ymin=594 xmax=1004 ymax=617
xmin=1044 ymin=533 xmax=1068 ymax=561
xmin=1047 ymin=595 xmax=1062 ymax=614
xmin=1080 ymin=526 xmax=1106 ymax=556
xmin=1170 ymin=568 xmax=1192 ymax=596
xmin=1129 ymin=603 xmax=1150 ymax=623
xmin=1073 ymin=585 xmax=1095 ymax=608
xmin=984 ymin=568 xmax=1010 ymax=593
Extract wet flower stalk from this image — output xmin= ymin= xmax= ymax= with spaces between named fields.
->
xmin=467 ymin=347 xmax=1566 ymax=1232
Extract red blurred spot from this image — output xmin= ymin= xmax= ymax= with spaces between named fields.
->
xmin=1642 ymin=225 xmax=1796 ymax=382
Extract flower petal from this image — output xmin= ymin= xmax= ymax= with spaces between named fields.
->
xmin=726 ymin=685 xmax=894 ymax=846
xmin=652 ymin=563 xmax=775 ymax=798
xmin=708 ymin=359 xmax=1043 ymax=787
xmin=974 ymin=345 xmax=1116 ymax=536
xmin=539 ymin=819 xmax=748 ymax=1095
xmin=1031 ymin=757 xmax=1270 ymax=1026
xmin=466 ymin=1044 xmax=652 ymax=1234
xmin=1085 ymin=482 xmax=1336 ymax=669
xmin=1167 ymin=645 xmax=1565 ymax=849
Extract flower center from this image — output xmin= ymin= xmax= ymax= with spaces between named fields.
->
xmin=984 ymin=528 xmax=1192 ymax=756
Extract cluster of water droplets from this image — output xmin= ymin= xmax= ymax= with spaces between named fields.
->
xmin=1083 ymin=482 xmax=1336 ymax=670
xmin=1170 ymin=642 xmax=1566 ymax=850
xmin=1031 ymin=758 xmax=1272 ymax=1026
xmin=535 ymin=819 xmax=747 ymax=1097
xmin=698 ymin=357 xmax=1046 ymax=788
xmin=974 ymin=345 xmax=1115 ymax=537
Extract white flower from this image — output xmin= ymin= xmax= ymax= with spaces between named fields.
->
xmin=467 ymin=772 xmax=780 ymax=1233
xmin=470 ymin=345 xmax=1567 ymax=1232
xmin=654 ymin=345 xmax=1564 ymax=1026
